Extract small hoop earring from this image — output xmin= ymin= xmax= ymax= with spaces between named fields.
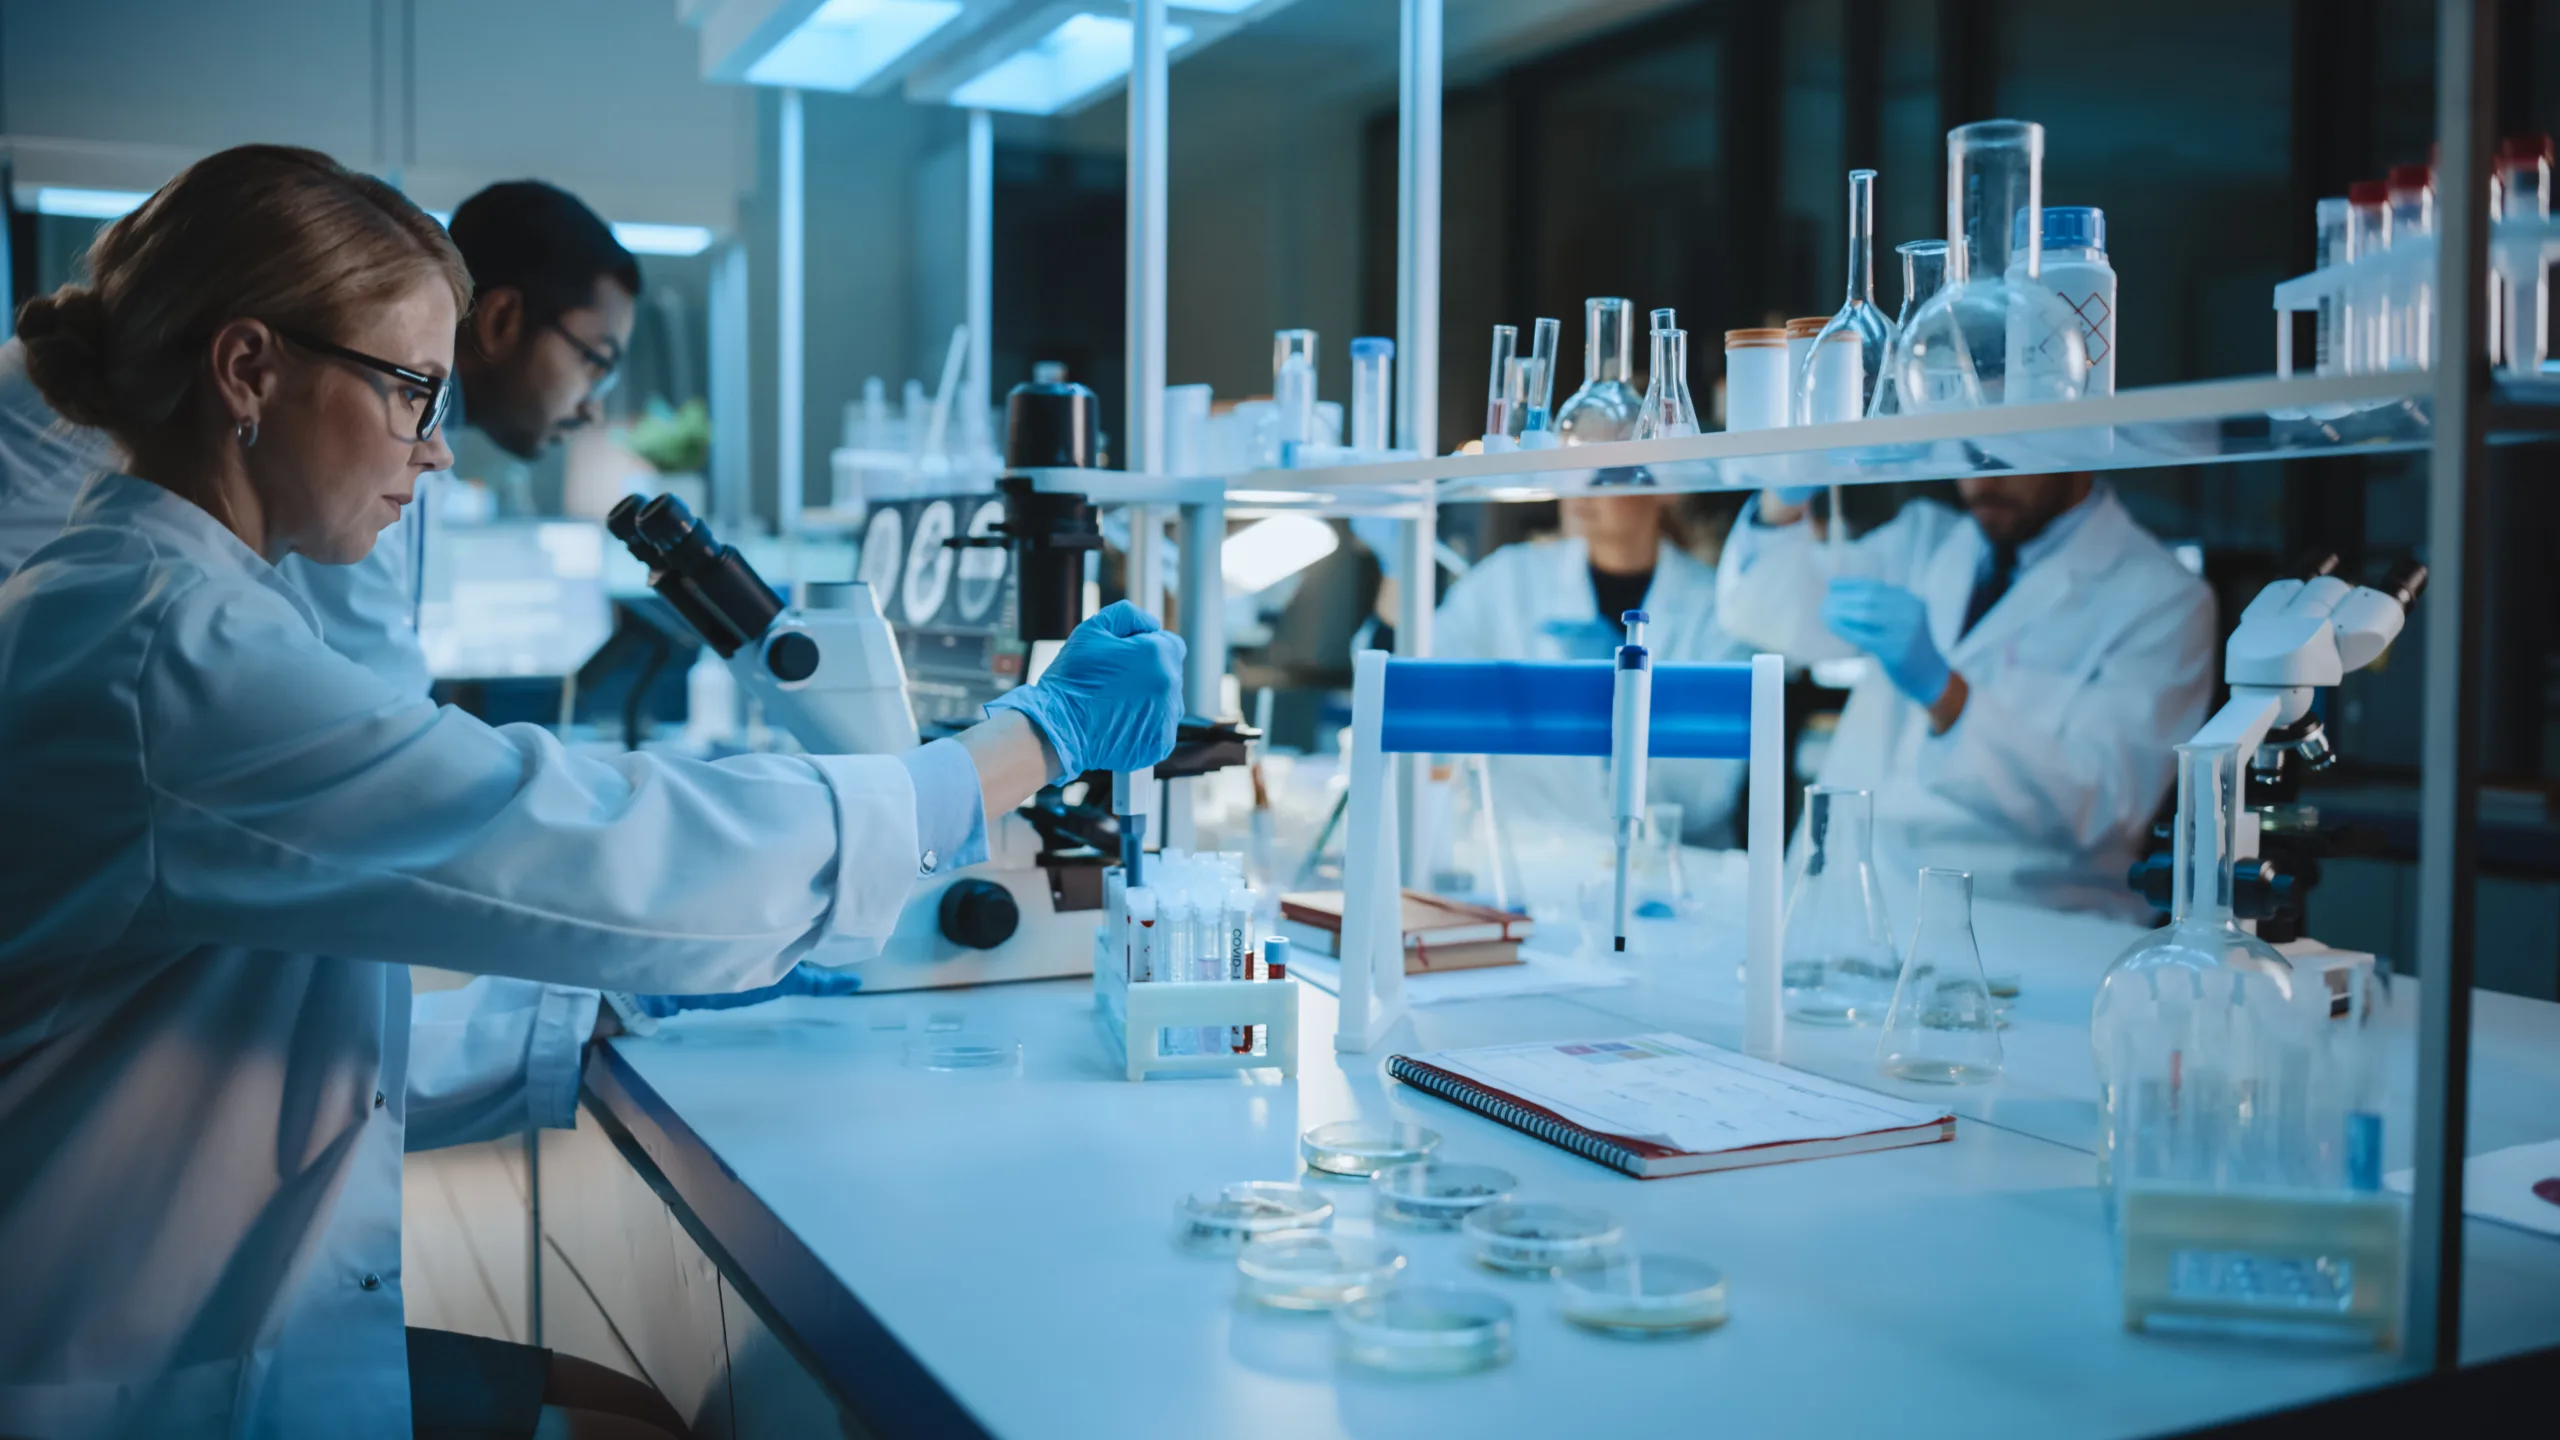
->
xmin=235 ymin=419 xmax=259 ymax=449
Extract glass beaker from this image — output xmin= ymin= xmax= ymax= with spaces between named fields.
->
xmin=1780 ymin=787 xmax=1899 ymax=1025
xmin=1877 ymin=868 xmax=2002 ymax=1083
xmin=1893 ymin=120 xmax=2088 ymax=411
xmin=1556 ymin=297 xmax=1642 ymax=444
xmin=1635 ymin=315 xmax=1699 ymax=439
xmin=1867 ymin=241 xmax=1946 ymax=421
xmin=2089 ymin=744 xmax=2333 ymax=1231
xmin=1799 ymin=169 xmax=1896 ymax=423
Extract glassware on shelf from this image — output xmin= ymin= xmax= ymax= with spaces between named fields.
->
xmin=1893 ymin=120 xmax=2088 ymax=412
xmin=2313 ymin=197 xmax=2352 ymax=377
xmin=2496 ymin=135 xmax=2552 ymax=373
xmin=1520 ymin=316 xmax=1563 ymax=443
xmin=1868 ymin=240 xmax=1949 ymax=420
xmin=1876 ymin=867 xmax=2002 ymax=1083
xmin=1635 ymin=310 xmax=1700 ymax=439
xmin=2343 ymin=181 xmax=2393 ymax=375
xmin=2384 ymin=164 xmax=2435 ymax=372
xmin=1272 ymin=328 xmax=1318 ymax=465
xmin=1780 ymin=786 xmax=1900 ymax=1026
xmin=1800 ymin=168 xmax=1896 ymax=424
xmin=1482 ymin=323 xmax=1519 ymax=445
xmin=1556 ymin=297 xmax=1642 ymax=445
xmin=1348 ymin=336 xmax=1393 ymax=454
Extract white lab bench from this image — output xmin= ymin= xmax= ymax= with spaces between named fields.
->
xmin=551 ymin=888 xmax=2560 ymax=1440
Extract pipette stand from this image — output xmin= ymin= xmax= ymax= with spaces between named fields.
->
xmin=1337 ymin=650 xmax=1785 ymax=1055
xmin=1092 ymin=935 xmax=1298 ymax=1082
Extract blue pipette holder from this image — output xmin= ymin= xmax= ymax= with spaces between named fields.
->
xmin=1336 ymin=649 xmax=1787 ymax=1053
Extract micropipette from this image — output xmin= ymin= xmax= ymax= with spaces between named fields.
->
xmin=1609 ymin=609 xmax=1653 ymax=953
xmin=1115 ymin=767 xmax=1152 ymax=888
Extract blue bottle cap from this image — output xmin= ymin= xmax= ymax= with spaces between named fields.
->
xmin=1350 ymin=336 xmax=1395 ymax=360
xmin=2012 ymin=206 xmax=2106 ymax=254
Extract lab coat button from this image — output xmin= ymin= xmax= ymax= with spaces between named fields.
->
xmin=919 ymin=849 xmax=938 ymax=875
xmin=360 ymin=1273 xmax=382 ymax=1291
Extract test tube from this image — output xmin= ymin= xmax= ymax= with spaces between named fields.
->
xmin=1224 ymin=886 xmax=1254 ymax=1053
xmin=1503 ymin=357 xmax=1535 ymax=439
xmin=2497 ymin=135 xmax=2553 ymax=373
xmin=1273 ymin=329 xmax=1318 ymax=463
xmin=1525 ymin=318 xmax=1560 ymax=426
xmin=2345 ymin=181 xmax=2392 ymax=374
xmin=1349 ymin=337 xmax=1394 ymax=454
xmin=1129 ymin=889 xmax=1159 ymax=983
xmin=2386 ymin=165 xmax=2435 ymax=371
xmin=1483 ymin=324 xmax=1518 ymax=441
xmin=1105 ymin=863 xmax=1128 ymax=980
xmin=2313 ymin=197 xmax=2351 ymax=376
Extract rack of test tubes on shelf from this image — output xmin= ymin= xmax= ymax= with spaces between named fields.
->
xmin=1092 ymin=850 xmax=1298 ymax=1082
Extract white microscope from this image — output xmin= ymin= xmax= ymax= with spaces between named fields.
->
xmin=605 ymin=491 xmax=1101 ymax=991
xmin=2133 ymin=554 xmax=2428 ymax=1000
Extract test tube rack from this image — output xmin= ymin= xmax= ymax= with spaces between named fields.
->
xmin=1091 ymin=932 xmax=1299 ymax=1082
xmin=2269 ymin=213 xmax=2559 ymax=376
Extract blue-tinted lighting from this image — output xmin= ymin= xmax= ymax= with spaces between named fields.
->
xmin=33 ymin=187 xmax=150 ymax=220
xmin=612 ymin=223 xmax=717 ymax=257
xmin=949 ymin=13 xmax=1194 ymax=116
xmin=746 ymin=0 xmax=963 ymax=91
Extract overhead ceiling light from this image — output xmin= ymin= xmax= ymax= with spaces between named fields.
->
xmin=30 ymin=187 xmax=151 ymax=220
xmin=612 ymin=223 xmax=717 ymax=257
xmin=745 ymin=0 xmax=964 ymax=91
xmin=1168 ymin=0 xmax=1263 ymax=10
xmin=949 ymin=12 xmax=1193 ymax=116
xmin=1223 ymin=513 xmax=1338 ymax=593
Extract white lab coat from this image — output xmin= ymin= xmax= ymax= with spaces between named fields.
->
xmin=0 ymin=472 xmax=932 ymax=1439
xmin=1434 ymin=535 xmax=1752 ymax=844
xmin=1717 ymin=487 xmax=2214 ymax=916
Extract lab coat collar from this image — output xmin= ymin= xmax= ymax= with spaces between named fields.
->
xmin=65 ymin=470 xmax=325 ymax=634
xmin=1522 ymin=535 xmax=1699 ymax=627
xmin=1941 ymin=485 xmax=2136 ymax=664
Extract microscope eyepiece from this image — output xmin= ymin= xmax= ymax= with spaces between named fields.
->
xmin=2381 ymin=558 xmax=2428 ymax=611
xmin=618 ymin=493 xmax=785 ymax=657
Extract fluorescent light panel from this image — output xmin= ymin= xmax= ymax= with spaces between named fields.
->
xmin=949 ymin=12 xmax=1193 ymax=116
xmin=1223 ymin=513 xmax=1338 ymax=593
xmin=612 ymin=222 xmax=716 ymax=256
xmin=32 ymin=187 xmax=150 ymax=220
xmin=1170 ymin=0 xmax=1262 ymax=10
xmin=745 ymin=0 xmax=962 ymax=91
xmin=35 ymin=191 xmax=708 ymax=258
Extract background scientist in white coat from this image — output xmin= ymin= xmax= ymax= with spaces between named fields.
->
xmin=1435 ymin=491 xmax=1753 ymax=845
xmin=0 ymin=146 xmax=1183 ymax=1440
xmin=1716 ymin=473 xmax=2213 ymax=916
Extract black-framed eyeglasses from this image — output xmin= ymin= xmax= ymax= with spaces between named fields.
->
xmin=276 ymin=327 xmax=456 ymax=442
xmin=545 ymin=318 xmax=624 ymax=401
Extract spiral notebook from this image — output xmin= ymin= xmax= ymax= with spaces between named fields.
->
xmin=1386 ymin=1033 xmax=1956 ymax=1179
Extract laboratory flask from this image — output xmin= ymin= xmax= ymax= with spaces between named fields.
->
xmin=1894 ymin=120 xmax=2088 ymax=411
xmin=1866 ymin=241 xmax=1946 ymax=421
xmin=1635 ymin=316 xmax=1699 ymax=439
xmin=1799 ymin=169 xmax=1896 ymax=423
xmin=2090 ymin=745 xmax=2348 ymax=1232
xmin=1779 ymin=787 xmax=1899 ymax=1025
xmin=1556 ymin=298 xmax=1643 ymax=444
xmin=1876 ymin=868 xmax=2001 ymax=1083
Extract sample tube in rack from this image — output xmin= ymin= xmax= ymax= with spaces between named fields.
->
xmin=1482 ymin=324 xmax=1519 ymax=448
xmin=2313 ymin=197 xmax=2351 ymax=376
xmin=1521 ymin=317 xmax=1562 ymax=444
xmin=1348 ymin=336 xmax=1393 ymax=455
xmin=1273 ymin=328 xmax=1318 ymax=463
xmin=2345 ymin=181 xmax=2393 ymax=374
xmin=2385 ymin=165 xmax=2434 ymax=371
xmin=2497 ymin=134 xmax=2553 ymax=374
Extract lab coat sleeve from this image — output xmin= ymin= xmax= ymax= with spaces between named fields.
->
xmin=1714 ymin=497 xmax=1944 ymax=659
xmin=403 ymin=978 xmax=601 ymax=1150
xmin=1916 ymin=574 xmax=2215 ymax=857
xmin=140 ymin=579 xmax=928 ymax=995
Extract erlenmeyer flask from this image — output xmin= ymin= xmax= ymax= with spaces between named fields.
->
xmin=1894 ymin=120 xmax=2088 ymax=411
xmin=1877 ymin=868 xmax=2002 ymax=1083
xmin=1799 ymin=169 xmax=1896 ymax=423
xmin=1634 ymin=315 xmax=1699 ymax=439
xmin=1868 ymin=240 xmax=1947 ymax=420
xmin=1779 ymin=787 xmax=1899 ymax=1025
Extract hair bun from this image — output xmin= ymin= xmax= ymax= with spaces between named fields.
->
xmin=17 ymin=285 xmax=118 ymax=431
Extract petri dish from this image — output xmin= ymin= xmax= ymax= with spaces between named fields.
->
xmin=1300 ymin=1120 xmax=1441 ymax=1177
xmin=1335 ymin=1285 xmax=1515 ymax=1375
xmin=1370 ymin=1161 xmax=1518 ymax=1231
xmin=902 ymin=1032 xmax=1020 ymax=1071
xmin=1557 ymin=1253 xmax=1730 ymax=1336
xmin=1236 ymin=1235 xmax=1407 ymax=1311
xmin=1462 ymin=1202 xmax=1623 ymax=1276
xmin=1177 ymin=1182 xmax=1334 ymax=1253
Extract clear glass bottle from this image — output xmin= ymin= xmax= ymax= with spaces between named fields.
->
xmin=1635 ymin=311 xmax=1699 ymax=439
xmin=2089 ymin=744 xmax=2334 ymax=1231
xmin=1894 ymin=120 xmax=2088 ymax=411
xmin=1876 ymin=868 xmax=2001 ymax=1083
xmin=1867 ymin=240 xmax=1947 ymax=420
xmin=1780 ymin=786 xmax=1900 ymax=1026
xmin=1800 ymin=169 xmax=1896 ymax=423
xmin=1555 ymin=297 xmax=1642 ymax=444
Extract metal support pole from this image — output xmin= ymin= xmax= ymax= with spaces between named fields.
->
xmin=777 ymin=87 xmax=806 ymax=543
xmin=1178 ymin=501 xmax=1226 ymax=717
xmin=1125 ymin=0 xmax=1178 ymax=833
xmin=965 ymin=108 xmax=994 ymax=459
xmin=2409 ymin=0 xmax=2495 ymax=1374
xmin=1394 ymin=0 xmax=1442 ymax=877
xmin=708 ymin=242 xmax=751 ymax=532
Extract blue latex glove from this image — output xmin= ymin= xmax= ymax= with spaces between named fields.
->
xmin=1822 ymin=578 xmax=1952 ymax=707
xmin=985 ymin=600 xmax=1187 ymax=778
xmin=635 ymin=962 xmax=862 ymax=1018
xmin=1772 ymin=486 xmax=1821 ymax=506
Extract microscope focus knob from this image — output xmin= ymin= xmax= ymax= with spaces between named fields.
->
xmin=937 ymin=878 xmax=1019 ymax=950
xmin=764 ymin=631 xmax=820 ymax=684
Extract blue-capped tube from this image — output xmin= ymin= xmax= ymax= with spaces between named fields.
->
xmin=1609 ymin=609 xmax=1653 ymax=952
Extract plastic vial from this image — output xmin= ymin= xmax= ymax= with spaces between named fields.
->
xmin=1801 ymin=169 xmax=1896 ymax=423
xmin=1481 ymin=324 xmax=1519 ymax=447
xmin=2345 ymin=181 xmax=2393 ymax=375
xmin=1724 ymin=328 xmax=1790 ymax=432
xmin=1781 ymin=786 xmax=1900 ymax=1026
xmin=1556 ymin=297 xmax=1642 ymax=444
xmin=1176 ymin=1181 xmax=1333 ymax=1253
xmin=1877 ymin=867 xmax=2002 ymax=1083
xmin=1462 ymin=1202 xmax=1623 ymax=1276
xmin=1895 ymin=120 xmax=2088 ymax=410
xmin=1371 ymin=1161 xmax=1517 ymax=1230
xmin=2016 ymin=206 xmax=2114 ymax=396
xmin=1521 ymin=316 xmax=1563 ymax=442
xmin=1236 ymin=1235 xmax=1406 ymax=1310
xmin=1557 ymin=1253 xmax=1730 ymax=1336
xmin=2497 ymin=134 xmax=2553 ymax=373
xmin=2313 ymin=197 xmax=2352 ymax=376
xmin=1300 ymin=1120 xmax=1440 ymax=1178
xmin=1334 ymin=1286 xmax=1514 ymax=1375
xmin=1636 ymin=311 xmax=1700 ymax=439
xmin=2386 ymin=164 xmax=2435 ymax=371
xmin=1347 ymin=336 xmax=1393 ymax=455
xmin=1272 ymin=328 xmax=1318 ymax=465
